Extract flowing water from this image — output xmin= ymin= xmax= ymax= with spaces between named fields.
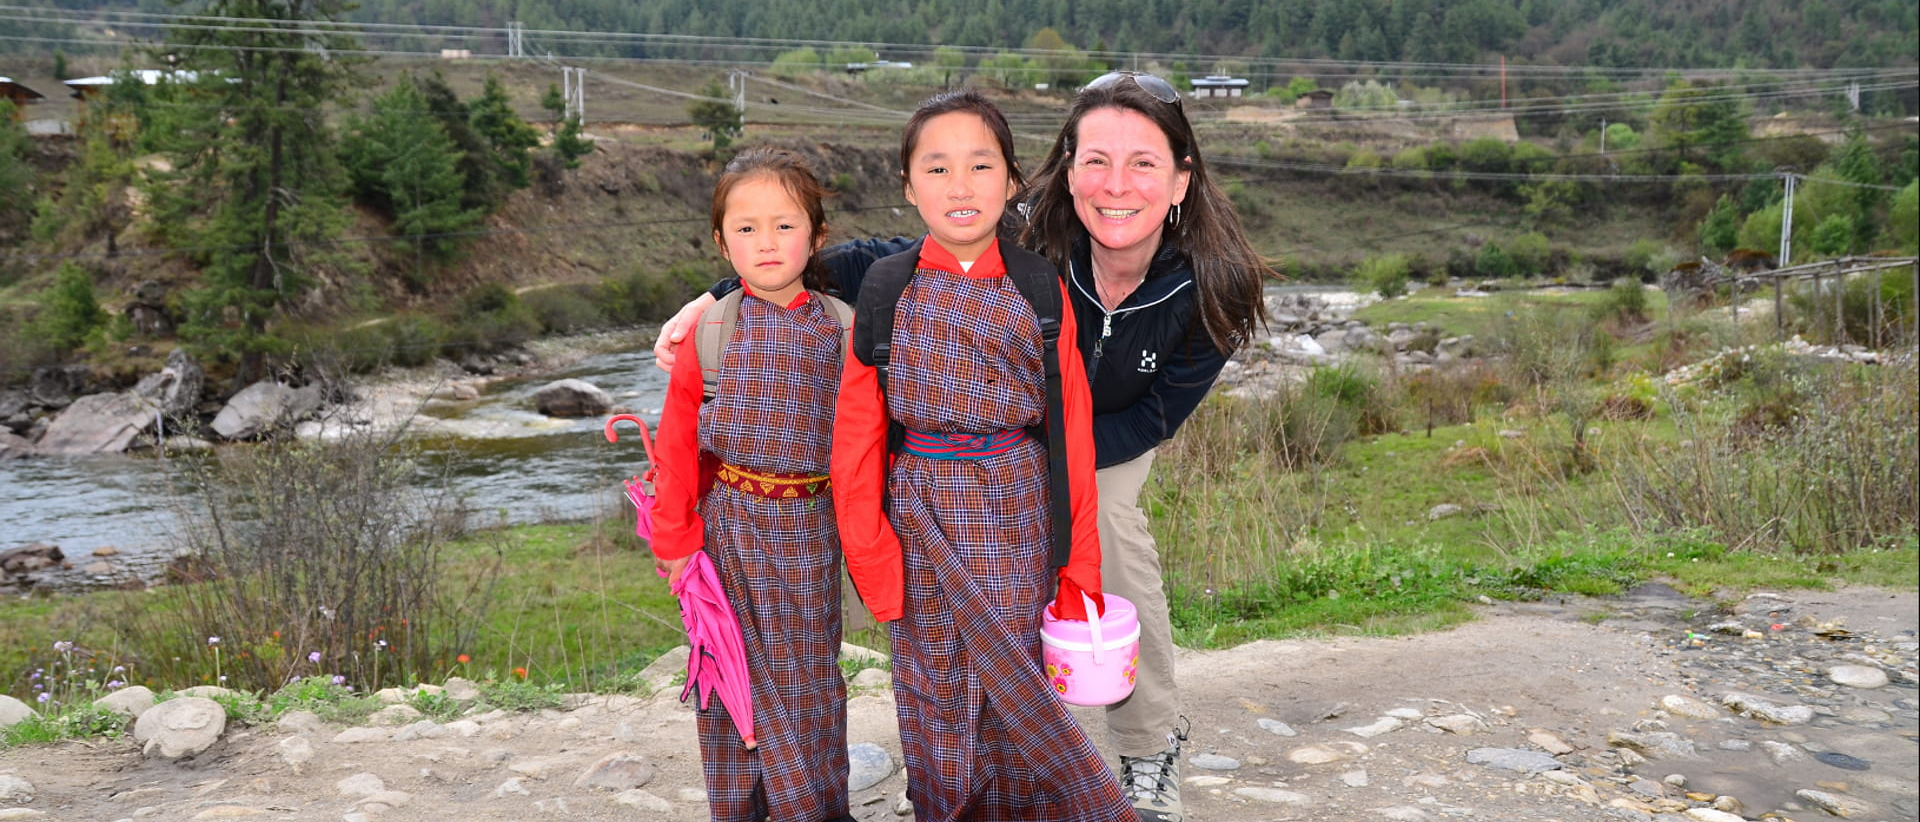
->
xmin=0 ymin=337 xmax=670 ymax=579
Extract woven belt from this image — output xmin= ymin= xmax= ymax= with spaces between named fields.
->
xmin=715 ymin=463 xmax=831 ymax=499
xmin=899 ymin=428 xmax=1029 ymax=461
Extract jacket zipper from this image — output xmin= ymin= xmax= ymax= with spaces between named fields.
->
xmin=1070 ymin=260 xmax=1193 ymax=388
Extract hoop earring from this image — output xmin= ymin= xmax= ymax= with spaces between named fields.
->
xmin=1168 ymin=203 xmax=1181 ymax=226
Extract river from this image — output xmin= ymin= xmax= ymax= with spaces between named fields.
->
xmin=0 ymin=333 xmax=671 ymax=579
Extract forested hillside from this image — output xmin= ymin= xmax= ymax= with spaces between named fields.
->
xmin=9 ymin=0 xmax=1917 ymax=73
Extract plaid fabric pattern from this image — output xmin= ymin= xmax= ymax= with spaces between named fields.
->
xmin=695 ymin=293 xmax=849 ymax=822
xmin=885 ymin=269 xmax=1132 ymax=822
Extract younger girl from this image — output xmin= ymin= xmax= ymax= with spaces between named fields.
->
xmin=832 ymin=90 xmax=1133 ymax=822
xmin=651 ymin=148 xmax=854 ymax=822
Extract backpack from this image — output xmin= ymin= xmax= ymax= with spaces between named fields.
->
xmin=850 ymin=239 xmax=1072 ymax=571
xmin=696 ymin=288 xmax=854 ymax=402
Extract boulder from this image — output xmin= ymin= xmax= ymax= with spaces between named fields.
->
xmin=0 ymin=694 xmax=35 ymax=729
xmin=95 ymin=685 xmax=157 ymax=718
xmin=28 ymin=365 xmax=91 ymax=409
xmin=132 ymin=696 xmax=227 ymax=758
xmin=34 ymin=392 xmax=156 ymax=455
xmin=126 ymin=280 xmax=174 ymax=336
xmin=0 ymin=429 xmax=32 ymax=461
xmin=211 ymin=381 xmax=324 ymax=440
xmin=1 ymin=544 xmax=64 ymax=574
xmin=533 ymin=379 xmax=612 ymax=418
xmin=131 ymin=348 xmax=204 ymax=423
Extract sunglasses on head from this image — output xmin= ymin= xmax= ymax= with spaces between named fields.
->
xmin=1084 ymin=71 xmax=1181 ymax=105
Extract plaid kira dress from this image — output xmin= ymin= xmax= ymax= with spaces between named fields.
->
xmin=679 ymin=291 xmax=849 ymax=822
xmin=878 ymin=245 xmax=1132 ymax=822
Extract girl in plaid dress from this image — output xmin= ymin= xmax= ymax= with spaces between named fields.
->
xmin=832 ymin=91 xmax=1133 ymax=822
xmin=652 ymin=148 xmax=855 ymax=822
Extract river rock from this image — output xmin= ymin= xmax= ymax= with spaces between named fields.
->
xmin=0 ymin=694 xmax=34 ymax=728
xmin=1658 ymin=694 xmax=1721 ymax=720
xmin=1 ymin=543 xmax=63 ymax=574
xmin=1827 ymin=665 xmax=1889 ymax=689
xmin=133 ymin=696 xmax=227 ymax=758
xmin=533 ymin=379 xmax=611 ymax=417
xmin=131 ymin=348 xmax=204 ymax=422
xmin=1796 ymin=788 xmax=1872 ymax=817
xmin=212 ymin=381 xmax=323 ymax=440
xmin=1257 ymin=718 xmax=1297 ymax=736
xmin=28 ymin=365 xmax=91 ymax=409
xmin=1465 ymin=747 xmax=1563 ymax=774
xmin=573 ymin=752 xmax=655 ymax=791
xmin=1607 ymin=730 xmax=1697 ymax=760
xmin=0 ymin=428 xmax=32 ymax=459
xmin=1189 ymin=753 xmax=1241 ymax=770
xmin=0 ymin=774 xmax=32 ymax=803
xmin=34 ymin=391 xmax=156 ymax=454
xmin=1721 ymin=692 xmax=1814 ymax=724
xmin=1234 ymin=787 xmax=1311 ymax=804
xmin=848 ymin=742 xmax=894 ymax=791
xmin=94 ymin=685 xmax=156 ymax=718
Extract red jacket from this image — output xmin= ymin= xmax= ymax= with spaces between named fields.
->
xmin=830 ymin=237 xmax=1103 ymax=623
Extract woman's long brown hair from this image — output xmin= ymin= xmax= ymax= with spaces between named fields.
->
xmin=1022 ymin=78 xmax=1271 ymax=353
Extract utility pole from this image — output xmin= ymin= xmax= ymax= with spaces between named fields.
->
xmin=1779 ymin=172 xmax=1795 ymax=268
xmin=1599 ymin=118 xmax=1607 ymax=154
xmin=562 ymin=67 xmax=585 ymax=127
xmin=506 ymin=21 xmax=523 ymax=59
xmin=728 ymin=70 xmax=747 ymax=121
xmin=1846 ymin=81 xmax=1860 ymax=112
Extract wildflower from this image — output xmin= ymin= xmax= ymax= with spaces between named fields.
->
xmin=376 ymin=640 xmax=389 ymax=650
xmin=208 ymin=636 xmax=221 ymax=646
xmin=112 ymin=665 xmax=125 ymax=674
xmin=308 ymin=651 xmax=322 ymax=664
xmin=456 ymin=654 xmax=470 ymax=664
xmin=332 ymin=675 xmax=346 ymax=686
xmin=53 ymin=640 xmax=74 ymax=653
xmin=218 ymin=675 xmax=227 ymax=683
xmin=513 ymin=667 xmax=528 ymax=680
xmin=36 ymin=693 xmax=48 ymax=703
xmin=106 ymin=680 xmax=125 ymax=690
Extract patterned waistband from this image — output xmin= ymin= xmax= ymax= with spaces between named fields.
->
xmin=715 ymin=463 xmax=831 ymax=498
xmin=899 ymin=428 xmax=1030 ymax=461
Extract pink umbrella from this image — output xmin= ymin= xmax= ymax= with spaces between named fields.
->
xmin=605 ymin=414 xmax=756 ymax=749
xmin=603 ymin=414 xmax=658 ymax=541
xmin=668 ymin=551 xmax=758 ymax=750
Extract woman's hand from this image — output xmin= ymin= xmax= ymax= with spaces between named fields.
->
xmin=652 ymin=292 xmax=718 ymax=372
xmin=655 ymin=554 xmax=692 ymax=586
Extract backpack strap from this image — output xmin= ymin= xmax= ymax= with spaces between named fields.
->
xmin=852 ymin=242 xmax=924 ymax=458
xmin=696 ymin=289 xmax=747 ymax=402
xmin=700 ymin=288 xmax=853 ymax=402
xmin=1001 ymin=245 xmax=1072 ymax=572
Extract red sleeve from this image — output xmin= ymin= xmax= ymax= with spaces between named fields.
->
xmin=649 ymin=329 xmax=708 ymax=561
xmin=830 ymin=328 xmax=904 ymax=622
xmin=1056 ymin=277 xmax=1104 ymax=602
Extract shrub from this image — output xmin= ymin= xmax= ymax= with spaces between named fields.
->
xmin=1305 ymin=364 xmax=1397 ymax=436
xmin=129 ymin=428 xmax=505 ymax=693
xmin=32 ymin=262 xmax=109 ymax=352
xmin=1591 ymin=279 xmax=1650 ymax=326
xmin=1506 ymin=232 xmax=1553 ymax=276
xmin=444 ymin=284 xmax=540 ymax=355
xmin=1475 ymin=243 xmax=1518 ymax=279
xmin=522 ymin=285 xmax=606 ymax=334
xmin=1354 ymin=253 xmax=1411 ymax=298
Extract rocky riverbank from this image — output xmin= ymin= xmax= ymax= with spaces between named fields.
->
xmin=2 ymin=585 xmax=1911 ymax=822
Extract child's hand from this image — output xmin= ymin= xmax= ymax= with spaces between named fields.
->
xmin=655 ymin=555 xmax=693 ymax=586
xmin=652 ymin=293 xmax=718 ymax=372
xmin=1050 ymin=576 xmax=1105 ymax=622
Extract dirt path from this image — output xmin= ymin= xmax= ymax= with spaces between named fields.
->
xmin=2 ymin=585 xmax=1914 ymax=822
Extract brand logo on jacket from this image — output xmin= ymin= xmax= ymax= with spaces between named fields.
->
xmin=1138 ymin=350 xmax=1158 ymax=373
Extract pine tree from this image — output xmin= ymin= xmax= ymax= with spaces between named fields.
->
xmin=688 ymin=81 xmax=743 ymax=151
xmin=157 ymin=0 xmax=363 ymax=388
xmin=468 ymin=75 xmax=542 ymax=192
xmin=340 ymin=77 xmax=481 ymax=278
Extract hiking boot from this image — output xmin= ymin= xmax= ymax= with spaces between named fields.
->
xmin=1120 ymin=722 xmax=1188 ymax=822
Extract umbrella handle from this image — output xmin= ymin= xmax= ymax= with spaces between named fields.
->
xmin=604 ymin=414 xmax=658 ymax=464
